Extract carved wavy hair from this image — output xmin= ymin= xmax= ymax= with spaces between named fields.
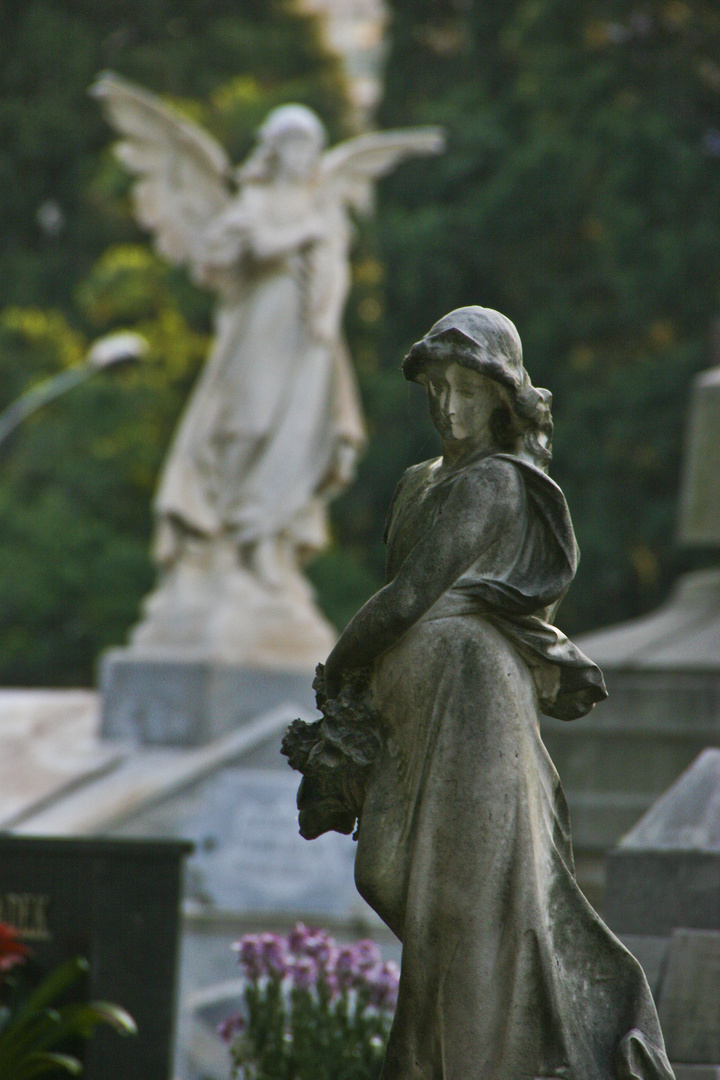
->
xmin=402 ymin=306 xmax=553 ymax=470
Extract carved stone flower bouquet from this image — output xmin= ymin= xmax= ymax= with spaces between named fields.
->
xmin=281 ymin=663 xmax=383 ymax=839
xmin=219 ymin=924 xmax=398 ymax=1080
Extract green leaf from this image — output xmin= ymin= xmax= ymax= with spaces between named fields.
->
xmin=14 ymin=1051 xmax=82 ymax=1079
xmin=1 ymin=957 xmax=87 ymax=1038
xmin=60 ymin=1002 xmax=137 ymax=1039
xmin=0 ymin=958 xmax=86 ymax=1070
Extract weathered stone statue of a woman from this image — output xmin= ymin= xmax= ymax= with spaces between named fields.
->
xmin=285 ymin=307 xmax=674 ymax=1079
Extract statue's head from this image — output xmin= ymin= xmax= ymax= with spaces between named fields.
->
xmin=240 ymin=104 xmax=327 ymax=183
xmin=403 ymin=306 xmax=553 ymax=468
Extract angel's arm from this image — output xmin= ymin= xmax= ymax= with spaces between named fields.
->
xmin=248 ymin=214 xmax=327 ymax=262
xmin=198 ymin=202 xmax=251 ymax=270
xmin=198 ymin=188 xmax=327 ymax=271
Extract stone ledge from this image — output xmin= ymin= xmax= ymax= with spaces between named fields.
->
xmin=673 ymin=1066 xmax=720 ymax=1079
xmin=13 ymin=705 xmax=302 ymax=836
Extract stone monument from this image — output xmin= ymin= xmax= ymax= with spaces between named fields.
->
xmin=284 ymin=308 xmax=674 ymax=1079
xmin=606 ymin=749 xmax=720 ymax=1079
xmin=0 ymin=833 xmax=192 ymax=1080
xmin=92 ymin=72 xmax=443 ymax=744
xmin=542 ymin=352 xmax=720 ymax=902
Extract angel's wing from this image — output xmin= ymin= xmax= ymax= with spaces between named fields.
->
xmin=91 ymin=71 xmax=233 ymax=269
xmin=319 ymin=128 xmax=445 ymax=213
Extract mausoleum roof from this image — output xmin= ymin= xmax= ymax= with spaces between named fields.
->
xmin=619 ymin=748 xmax=720 ymax=851
xmin=576 ymin=567 xmax=720 ymax=671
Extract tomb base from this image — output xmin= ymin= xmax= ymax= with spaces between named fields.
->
xmin=673 ymin=1068 xmax=720 ymax=1080
xmin=100 ymin=649 xmax=317 ymax=746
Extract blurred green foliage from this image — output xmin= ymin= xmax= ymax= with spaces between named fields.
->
xmin=0 ymin=0 xmax=347 ymax=310
xmin=341 ymin=0 xmax=720 ymax=636
xmin=3 ymin=0 xmax=720 ymax=683
xmin=0 ymin=0 xmax=348 ymax=684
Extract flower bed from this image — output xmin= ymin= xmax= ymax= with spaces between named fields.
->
xmin=220 ymin=924 xmax=398 ymax=1080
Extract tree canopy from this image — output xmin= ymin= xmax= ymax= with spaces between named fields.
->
xmin=0 ymin=0 xmax=346 ymax=308
xmin=2 ymin=0 xmax=720 ymax=683
xmin=0 ymin=0 xmax=348 ymax=684
xmin=335 ymin=0 xmax=720 ymax=636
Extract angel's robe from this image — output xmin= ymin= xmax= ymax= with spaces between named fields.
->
xmin=152 ymin=178 xmax=366 ymax=562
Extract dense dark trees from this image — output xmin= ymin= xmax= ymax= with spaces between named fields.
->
xmin=2 ymin=0 xmax=720 ymax=682
xmin=337 ymin=0 xmax=720 ymax=635
xmin=0 ymin=0 xmax=347 ymax=683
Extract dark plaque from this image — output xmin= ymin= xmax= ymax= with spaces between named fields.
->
xmin=0 ymin=834 xmax=192 ymax=1080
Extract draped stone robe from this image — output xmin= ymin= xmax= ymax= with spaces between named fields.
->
xmin=354 ymin=452 xmax=673 ymax=1080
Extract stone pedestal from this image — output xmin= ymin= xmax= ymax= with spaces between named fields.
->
xmin=606 ymin=751 xmax=720 ymax=1075
xmin=541 ymin=569 xmax=720 ymax=906
xmin=100 ymin=649 xmax=317 ymax=746
xmin=679 ymin=363 xmax=720 ymax=546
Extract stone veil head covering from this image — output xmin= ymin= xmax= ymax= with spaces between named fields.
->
xmin=403 ymin=306 xmax=553 ymax=467
xmin=237 ymin=104 xmax=327 ymax=183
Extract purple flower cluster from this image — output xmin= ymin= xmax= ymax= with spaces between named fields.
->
xmin=231 ymin=924 xmax=399 ymax=1010
xmin=234 ymin=932 xmax=288 ymax=981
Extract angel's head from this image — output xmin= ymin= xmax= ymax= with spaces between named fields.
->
xmin=239 ymin=105 xmax=327 ymax=184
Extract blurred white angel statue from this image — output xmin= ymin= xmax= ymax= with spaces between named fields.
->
xmin=93 ymin=72 xmax=444 ymax=667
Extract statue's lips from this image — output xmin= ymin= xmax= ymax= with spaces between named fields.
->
xmin=437 ymin=414 xmax=469 ymax=440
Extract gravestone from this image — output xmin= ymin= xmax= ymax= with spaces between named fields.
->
xmin=606 ymin=748 xmax=720 ymax=936
xmin=107 ymin=759 xmax=389 ymax=1080
xmin=542 ymin=355 xmax=720 ymax=905
xmin=606 ymin=750 xmax=720 ymax=1078
xmin=657 ymin=930 xmax=720 ymax=1071
xmin=0 ymin=834 xmax=192 ymax=1080
xmin=115 ymin=766 xmax=374 ymax=921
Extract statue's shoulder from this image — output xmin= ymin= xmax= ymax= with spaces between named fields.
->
xmin=382 ymin=458 xmax=439 ymax=543
xmin=492 ymin=452 xmax=577 ymax=555
xmin=453 ymin=452 xmax=527 ymax=502
xmin=401 ymin=457 xmax=441 ymax=485
xmin=492 ymin=452 xmax=568 ymax=506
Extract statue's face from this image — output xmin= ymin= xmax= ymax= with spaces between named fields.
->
xmin=273 ymin=131 xmax=321 ymax=180
xmin=421 ymin=361 xmax=500 ymax=451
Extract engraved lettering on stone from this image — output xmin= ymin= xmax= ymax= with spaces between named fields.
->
xmin=0 ymin=893 xmax=51 ymax=941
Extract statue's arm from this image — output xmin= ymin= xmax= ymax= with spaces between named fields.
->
xmin=199 ymin=192 xmax=327 ymax=272
xmin=247 ymin=215 xmax=328 ymax=262
xmin=324 ymin=460 xmax=521 ymax=695
xmin=199 ymin=205 xmax=250 ymax=270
